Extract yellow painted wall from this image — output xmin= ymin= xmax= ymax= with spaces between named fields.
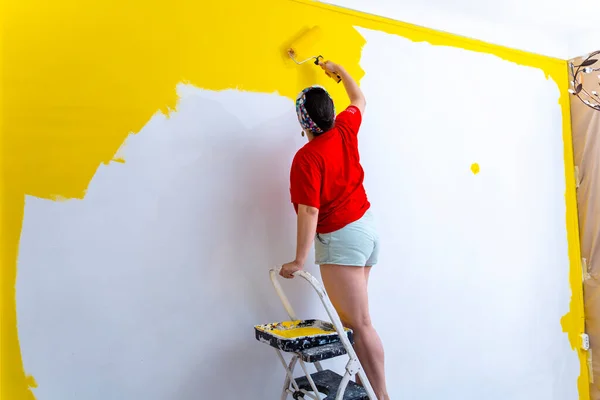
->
xmin=0 ymin=0 xmax=588 ymax=398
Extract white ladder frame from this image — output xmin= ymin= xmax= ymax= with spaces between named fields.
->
xmin=269 ymin=266 xmax=378 ymax=400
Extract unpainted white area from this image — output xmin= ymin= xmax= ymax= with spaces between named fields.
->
xmin=17 ymin=27 xmax=578 ymax=399
xmin=568 ymin=30 xmax=600 ymax=61
xmin=323 ymin=0 xmax=600 ymax=59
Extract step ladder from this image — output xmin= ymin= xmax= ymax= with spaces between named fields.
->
xmin=254 ymin=266 xmax=378 ymax=400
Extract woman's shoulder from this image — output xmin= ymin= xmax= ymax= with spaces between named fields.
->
xmin=293 ymin=144 xmax=324 ymax=166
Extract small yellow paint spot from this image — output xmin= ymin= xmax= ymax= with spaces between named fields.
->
xmin=471 ymin=163 xmax=480 ymax=175
xmin=112 ymin=157 xmax=126 ymax=164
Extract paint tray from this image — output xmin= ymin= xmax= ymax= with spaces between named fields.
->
xmin=254 ymin=319 xmax=354 ymax=353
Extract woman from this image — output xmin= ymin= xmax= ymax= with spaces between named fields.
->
xmin=280 ymin=60 xmax=389 ymax=400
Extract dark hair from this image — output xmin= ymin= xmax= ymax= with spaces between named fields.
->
xmin=304 ymin=87 xmax=335 ymax=135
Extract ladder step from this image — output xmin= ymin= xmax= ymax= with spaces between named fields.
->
xmin=293 ymin=369 xmax=369 ymax=400
xmin=298 ymin=342 xmax=349 ymax=362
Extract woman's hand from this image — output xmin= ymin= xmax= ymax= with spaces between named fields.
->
xmin=319 ymin=60 xmax=339 ymax=74
xmin=320 ymin=59 xmax=365 ymax=113
xmin=280 ymin=260 xmax=303 ymax=279
xmin=319 ymin=60 xmax=343 ymax=82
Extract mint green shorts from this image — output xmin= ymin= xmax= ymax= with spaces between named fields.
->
xmin=314 ymin=209 xmax=380 ymax=267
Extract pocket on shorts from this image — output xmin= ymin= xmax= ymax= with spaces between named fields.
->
xmin=316 ymin=233 xmax=331 ymax=245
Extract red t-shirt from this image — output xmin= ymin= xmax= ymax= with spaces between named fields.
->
xmin=290 ymin=105 xmax=370 ymax=234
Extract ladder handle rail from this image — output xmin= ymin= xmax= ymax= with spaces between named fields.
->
xmin=269 ymin=266 xmax=378 ymax=400
xmin=270 ymin=267 xmax=299 ymax=320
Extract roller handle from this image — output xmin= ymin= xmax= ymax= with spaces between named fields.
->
xmin=326 ymin=71 xmax=342 ymax=84
xmin=315 ymin=56 xmax=342 ymax=83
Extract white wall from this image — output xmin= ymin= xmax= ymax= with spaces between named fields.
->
xmin=16 ymin=27 xmax=579 ymax=399
xmin=567 ymin=28 xmax=600 ymax=60
xmin=323 ymin=0 xmax=599 ymax=59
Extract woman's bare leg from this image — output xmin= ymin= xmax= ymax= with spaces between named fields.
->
xmin=364 ymin=266 xmax=372 ymax=286
xmin=320 ymin=264 xmax=389 ymax=400
xmin=356 ymin=266 xmax=372 ymax=388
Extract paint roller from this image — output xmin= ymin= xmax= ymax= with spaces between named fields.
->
xmin=287 ymin=26 xmax=342 ymax=83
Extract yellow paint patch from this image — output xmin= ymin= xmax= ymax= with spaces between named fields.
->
xmin=0 ymin=0 xmax=587 ymax=399
xmin=471 ymin=163 xmax=480 ymax=175
xmin=558 ymin=67 xmax=589 ymax=398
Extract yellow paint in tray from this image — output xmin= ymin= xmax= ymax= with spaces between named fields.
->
xmin=256 ymin=320 xmax=349 ymax=339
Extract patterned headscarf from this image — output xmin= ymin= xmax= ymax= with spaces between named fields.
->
xmin=295 ymin=85 xmax=335 ymax=135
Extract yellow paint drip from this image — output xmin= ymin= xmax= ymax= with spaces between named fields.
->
xmin=471 ymin=163 xmax=480 ymax=175
xmin=0 ymin=0 xmax=588 ymax=398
